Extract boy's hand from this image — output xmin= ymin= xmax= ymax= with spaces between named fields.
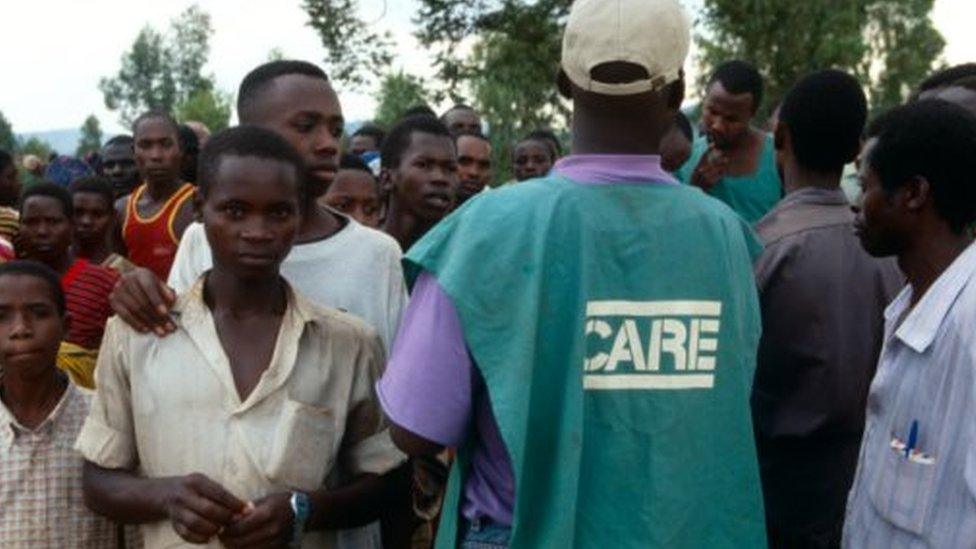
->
xmin=109 ymin=267 xmax=177 ymax=335
xmin=690 ymin=146 xmax=728 ymax=191
xmin=161 ymin=473 xmax=247 ymax=544
xmin=220 ymin=493 xmax=295 ymax=548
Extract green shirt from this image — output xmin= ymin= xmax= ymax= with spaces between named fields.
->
xmin=677 ymin=133 xmax=783 ymax=223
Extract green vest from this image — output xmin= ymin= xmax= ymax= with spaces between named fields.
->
xmin=406 ymin=175 xmax=767 ymax=548
xmin=676 ymin=133 xmax=783 ymax=224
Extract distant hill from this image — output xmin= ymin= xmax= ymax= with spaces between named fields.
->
xmin=17 ymin=128 xmax=84 ymax=156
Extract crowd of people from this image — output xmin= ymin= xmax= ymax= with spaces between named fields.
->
xmin=2 ymin=0 xmax=976 ymax=547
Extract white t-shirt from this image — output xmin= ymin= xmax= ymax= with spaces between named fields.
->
xmin=168 ymin=217 xmax=407 ymax=352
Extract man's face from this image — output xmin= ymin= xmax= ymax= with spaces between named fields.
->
xmin=19 ymin=196 xmax=73 ymax=266
xmin=443 ymin=109 xmax=481 ymax=135
xmin=0 ymin=274 xmax=64 ymax=372
xmin=245 ymin=74 xmax=344 ymax=200
xmin=73 ymin=191 xmax=114 ymax=249
xmin=323 ymin=169 xmax=381 ymax=228
xmin=200 ymin=156 xmax=302 ymax=280
xmin=389 ymin=132 xmax=458 ymax=222
xmin=701 ymin=81 xmax=756 ymax=150
xmin=513 ymin=140 xmax=553 ymax=182
xmin=134 ymin=118 xmax=183 ymax=186
xmin=102 ymin=143 xmax=140 ymax=196
xmin=349 ymin=134 xmax=379 ymax=156
xmin=0 ymin=163 xmax=21 ymax=205
xmin=853 ymin=139 xmax=906 ymax=257
xmin=660 ymin=125 xmax=692 ymax=173
xmin=455 ymin=135 xmax=492 ymax=205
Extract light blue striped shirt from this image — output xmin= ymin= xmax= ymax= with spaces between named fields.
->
xmin=843 ymin=242 xmax=976 ymax=548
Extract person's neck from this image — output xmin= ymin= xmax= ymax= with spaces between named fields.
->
xmin=204 ymin=267 xmax=288 ymax=317
xmin=1 ymin=366 xmax=67 ymax=430
xmin=899 ymin=228 xmax=974 ymax=306
xmin=571 ymin=112 xmax=661 ymax=156
xmin=73 ymin=241 xmax=111 ymax=265
xmin=383 ymin=201 xmax=436 ymax=251
xmin=44 ymin=249 xmax=75 ymax=275
xmin=724 ymin=126 xmax=763 ymax=156
xmin=146 ymin=177 xmax=182 ymax=201
xmin=783 ymin=165 xmax=841 ymax=195
xmin=296 ymin=199 xmax=342 ymax=244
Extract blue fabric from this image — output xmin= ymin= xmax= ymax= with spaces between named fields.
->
xmin=459 ymin=518 xmax=511 ymax=549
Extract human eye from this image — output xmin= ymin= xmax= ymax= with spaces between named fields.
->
xmin=222 ymin=203 xmax=246 ymax=219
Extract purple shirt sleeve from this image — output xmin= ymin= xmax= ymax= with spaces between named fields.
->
xmin=376 ymin=271 xmax=474 ymax=447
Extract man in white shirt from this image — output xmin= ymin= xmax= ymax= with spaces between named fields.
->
xmin=844 ymin=99 xmax=976 ymax=547
xmin=109 ymin=61 xmax=407 ymax=351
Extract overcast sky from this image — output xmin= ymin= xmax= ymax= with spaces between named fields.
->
xmin=2 ymin=0 xmax=973 ymax=134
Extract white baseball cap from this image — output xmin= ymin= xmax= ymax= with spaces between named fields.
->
xmin=560 ymin=0 xmax=691 ymax=96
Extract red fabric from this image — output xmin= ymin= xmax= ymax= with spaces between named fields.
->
xmin=122 ymin=183 xmax=194 ymax=280
xmin=61 ymin=259 xmax=120 ymax=350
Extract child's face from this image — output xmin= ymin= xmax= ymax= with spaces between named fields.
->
xmin=0 ymin=274 xmax=64 ymax=372
xmin=72 ymin=192 xmax=114 ymax=249
xmin=390 ymin=132 xmax=458 ymax=222
xmin=513 ymin=140 xmax=553 ymax=182
xmin=322 ymin=169 xmax=381 ymax=228
xmin=660 ymin=126 xmax=692 ymax=173
xmin=19 ymin=196 xmax=73 ymax=266
xmin=199 ymin=155 xmax=302 ymax=280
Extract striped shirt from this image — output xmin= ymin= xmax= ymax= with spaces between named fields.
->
xmin=0 ymin=382 xmax=118 ymax=547
xmin=61 ymin=258 xmax=120 ymax=351
xmin=843 ymin=242 xmax=976 ymax=548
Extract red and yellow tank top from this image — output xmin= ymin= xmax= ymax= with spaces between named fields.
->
xmin=123 ymin=182 xmax=195 ymax=280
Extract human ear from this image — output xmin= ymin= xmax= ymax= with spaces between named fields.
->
xmin=192 ymin=193 xmax=205 ymax=223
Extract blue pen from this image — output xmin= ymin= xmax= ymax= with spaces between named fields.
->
xmin=905 ymin=420 xmax=918 ymax=458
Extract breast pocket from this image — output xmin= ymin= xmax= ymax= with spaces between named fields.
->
xmin=867 ymin=438 xmax=937 ymax=535
xmin=266 ymin=399 xmax=337 ymax=490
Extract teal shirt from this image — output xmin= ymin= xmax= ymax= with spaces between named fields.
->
xmin=408 ymin=175 xmax=768 ymax=548
xmin=676 ymin=133 xmax=783 ymax=223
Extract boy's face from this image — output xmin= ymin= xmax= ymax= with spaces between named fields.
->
xmin=134 ymin=118 xmax=183 ymax=186
xmin=390 ymin=132 xmax=458 ymax=221
xmin=513 ymin=140 xmax=553 ymax=182
xmin=19 ymin=196 xmax=73 ymax=266
xmin=660 ymin=125 xmax=692 ymax=172
xmin=322 ymin=169 xmax=381 ymax=228
xmin=102 ymin=143 xmax=140 ymax=196
xmin=246 ymin=75 xmax=344 ymax=201
xmin=200 ymin=155 xmax=302 ymax=280
xmin=349 ymin=134 xmax=379 ymax=156
xmin=0 ymin=274 xmax=64 ymax=372
xmin=456 ymin=135 xmax=492 ymax=204
xmin=73 ymin=192 xmax=114 ymax=249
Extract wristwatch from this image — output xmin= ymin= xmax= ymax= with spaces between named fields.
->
xmin=289 ymin=491 xmax=310 ymax=547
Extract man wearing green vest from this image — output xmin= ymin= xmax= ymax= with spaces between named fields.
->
xmin=377 ymin=0 xmax=768 ymax=546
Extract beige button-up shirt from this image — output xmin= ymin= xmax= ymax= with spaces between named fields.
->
xmin=76 ymin=278 xmax=405 ymax=548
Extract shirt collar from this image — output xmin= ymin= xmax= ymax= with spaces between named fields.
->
xmin=553 ymin=154 xmax=678 ymax=186
xmin=0 ymin=381 xmax=79 ymax=447
xmin=889 ymin=242 xmax=976 ymax=353
xmin=776 ymin=186 xmax=849 ymax=210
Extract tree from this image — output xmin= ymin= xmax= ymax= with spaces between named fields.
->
xmin=302 ymin=0 xmax=395 ymax=90
xmin=0 ymin=111 xmax=16 ymax=153
xmin=175 ymin=88 xmax=233 ymax=132
xmin=697 ymin=0 xmax=945 ymax=114
xmin=373 ymin=71 xmax=430 ymax=128
xmin=17 ymin=137 xmax=54 ymax=160
xmin=100 ymin=5 xmax=219 ymax=125
xmin=76 ymin=115 xmax=104 ymax=157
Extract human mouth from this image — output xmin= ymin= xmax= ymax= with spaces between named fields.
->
xmin=424 ymin=193 xmax=452 ymax=211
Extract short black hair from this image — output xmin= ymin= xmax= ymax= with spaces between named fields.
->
xmin=674 ymin=112 xmax=694 ymax=141
xmin=780 ymin=69 xmax=867 ymax=173
xmin=381 ymin=115 xmax=453 ymax=170
xmin=709 ymin=60 xmax=764 ymax=112
xmin=197 ymin=125 xmax=307 ymax=204
xmin=0 ymin=149 xmax=12 ymax=173
xmin=0 ymin=260 xmax=67 ymax=317
xmin=20 ymin=183 xmax=73 ymax=218
xmin=132 ymin=110 xmax=181 ymax=139
xmin=69 ymin=176 xmax=115 ymax=208
xmin=918 ymin=63 xmax=976 ymax=94
xmin=403 ymin=105 xmax=437 ymax=119
xmin=525 ymin=129 xmax=562 ymax=158
xmin=179 ymin=125 xmax=201 ymax=154
xmin=238 ymin=61 xmax=329 ymax=121
xmin=104 ymin=134 xmax=134 ymax=148
xmin=352 ymin=123 xmax=386 ymax=146
xmin=339 ymin=153 xmax=373 ymax=174
xmin=868 ymin=100 xmax=976 ymax=233
xmin=454 ymin=131 xmax=490 ymax=147
xmin=863 ymin=109 xmax=892 ymax=141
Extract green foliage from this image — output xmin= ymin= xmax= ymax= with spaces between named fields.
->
xmin=267 ymin=47 xmax=286 ymax=62
xmin=373 ymin=71 xmax=431 ymax=128
xmin=76 ymin=115 xmax=104 ymax=157
xmin=100 ymin=5 xmax=220 ymax=126
xmin=302 ymin=0 xmax=395 ymax=90
xmin=17 ymin=137 xmax=53 ymax=160
xmin=0 ymin=111 xmax=16 ymax=153
xmin=175 ymin=88 xmax=233 ymax=132
xmin=697 ymin=0 xmax=945 ymax=114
